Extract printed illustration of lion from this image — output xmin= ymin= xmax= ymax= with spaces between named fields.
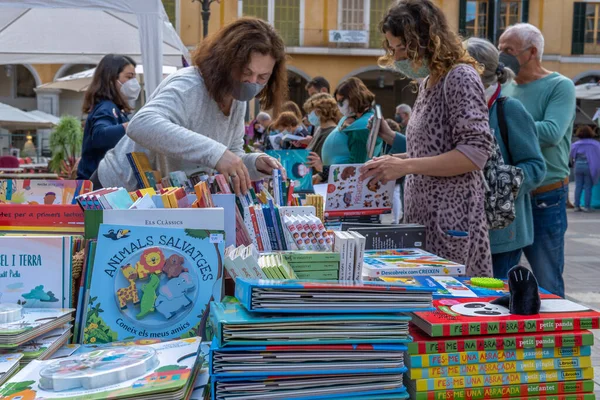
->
xmin=135 ymin=247 xmax=165 ymax=279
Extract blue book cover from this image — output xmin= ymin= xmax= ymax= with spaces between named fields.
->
xmin=83 ymin=224 xmax=224 ymax=344
xmin=234 ymin=278 xmax=435 ymax=314
xmin=103 ymin=188 xmax=134 ymax=210
xmin=261 ymin=205 xmax=280 ymax=250
xmin=267 ymin=200 xmax=284 ymax=250
xmin=266 ymin=149 xmax=313 ymax=193
xmin=209 ymin=301 xmax=411 ymax=348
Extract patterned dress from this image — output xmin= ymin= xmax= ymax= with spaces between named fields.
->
xmin=404 ymin=65 xmax=493 ymax=276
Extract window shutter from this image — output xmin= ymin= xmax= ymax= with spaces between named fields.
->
xmin=521 ymin=0 xmax=529 ymax=23
xmin=488 ymin=0 xmax=496 ymax=43
xmin=572 ymin=2 xmax=586 ymax=55
xmin=459 ymin=0 xmax=467 ymax=36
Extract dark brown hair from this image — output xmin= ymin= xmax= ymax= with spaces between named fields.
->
xmin=334 ymin=77 xmax=375 ymax=115
xmin=303 ymin=93 xmax=341 ymax=124
xmin=386 ymin=118 xmax=401 ymax=132
xmin=273 ymin=111 xmax=300 ymax=131
xmin=193 ymin=17 xmax=287 ymax=114
xmin=378 ymin=0 xmax=482 ymax=78
xmin=282 ymin=101 xmax=303 ymax=120
xmin=82 ymin=54 xmax=136 ymax=113
xmin=576 ymin=125 xmax=595 ymax=139
xmin=305 ymin=76 xmax=330 ymax=93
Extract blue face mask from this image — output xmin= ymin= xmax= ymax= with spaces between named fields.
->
xmin=307 ymin=110 xmax=320 ymax=127
xmin=393 ymin=59 xmax=430 ymax=80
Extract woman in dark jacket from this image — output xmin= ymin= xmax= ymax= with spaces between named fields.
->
xmin=77 ymin=54 xmax=140 ymax=180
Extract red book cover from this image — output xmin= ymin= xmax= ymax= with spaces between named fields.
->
xmin=411 ymin=294 xmax=600 ymax=337
xmin=248 ymin=206 xmax=263 ymax=251
xmin=406 ymin=325 xmax=595 ymax=355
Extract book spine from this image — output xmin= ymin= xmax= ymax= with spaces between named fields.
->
xmin=295 ymin=270 xmax=339 ymax=280
xmin=286 ymin=262 xmax=340 ymax=271
xmin=281 ymin=252 xmax=341 ymax=263
xmin=273 ymin=207 xmax=288 ymax=251
xmin=268 ymin=201 xmax=283 ymax=251
xmin=408 ymin=346 xmax=592 ymax=368
xmin=406 ymin=331 xmax=595 ymax=355
xmin=414 ymin=368 xmax=593 ymax=391
xmin=262 ymin=206 xmax=280 ymax=251
xmin=248 ymin=207 xmax=263 ymax=252
xmin=364 ymin=264 xmax=464 ymax=277
xmin=333 ymin=232 xmax=348 ymax=281
xmin=344 ymin=232 xmax=355 ymax=281
xmin=411 ymin=379 xmax=596 ymax=400
xmin=409 ymin=356 xmax=592 ymax=379
xmin=255 ymin=206 xmax=272 ymax=252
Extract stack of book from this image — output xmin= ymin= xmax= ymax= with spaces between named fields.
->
xmin=332 ymin=231 xmax=366 ymax=280
xmin=362 ymin=248 xmax=466 ymax=278
xmin=405 ymin=294 xmax=600 ymax=400
xmin=0 ymin=325 xmax=72 ymax=367
xmin=208 ymin=279 xmax=436 ymax=399
xmin=281 ymin=250 xmax=341 ymax=280
xmin=223 ymin=245 xmax=298 ymax=280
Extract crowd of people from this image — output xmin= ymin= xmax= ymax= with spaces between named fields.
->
xmin=75 ymin=0 xmax=600 ymax=297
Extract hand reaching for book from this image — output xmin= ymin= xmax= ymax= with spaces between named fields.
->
xmin=256 ymin=155 xmax=287 ymax=180
xmin=360 ymin=155 xmax=411 ymax=184
xmin=215 ymin=149 xmax=251 ymax=195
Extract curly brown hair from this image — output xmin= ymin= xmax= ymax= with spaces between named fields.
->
xmin=378 ymin=0 xmax=482 ymax=79
xmin=82 ymin=54 xmax=136 ymax=113
xmin=273 ymin=111 xmax=300 ymax=131
xmin=576 ymin=125 xmax=595 ymax=139
xmin=334 ymin=77 xmax=375 ymax=115
xmin=192 ymin=17 xmax=288 ymax=114
xmin=303 ymin=93 xmax=341 ymax=124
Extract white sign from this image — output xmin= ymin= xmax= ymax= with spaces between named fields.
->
xmin=329 ymin=30 xmax=369 ymax=44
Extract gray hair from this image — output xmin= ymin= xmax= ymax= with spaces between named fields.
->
xmin=396 ymin=104 xmax=411 ymax=114
xmin=256 ymin=111 xmax=271 ymax=122
xmin=503 ymin=23 xmax=545 ymax=60
xmin=465 ymin=37 xmax=515 ymax=87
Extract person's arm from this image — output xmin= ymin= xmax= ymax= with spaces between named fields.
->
xmin=535 ymin=79 xmax=576 ymax=148
xmin=89 ymin=107 xmax=126 ymax=150
xmin=126 ymin=75 xmax=229 ymax=169
xmin=228 ymin=105 xmax=264 ymax=180
xmin=504 ymin=99 xmax=546 ymax=196
xmin=390 ymin=132 xmax=406 ymax=154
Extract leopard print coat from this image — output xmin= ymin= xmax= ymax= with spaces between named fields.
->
xmin=404 ymin=65 xmax=494 ymax=276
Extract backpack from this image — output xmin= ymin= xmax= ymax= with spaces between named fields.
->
xmin=442 ymin=67 xmax=523 ymax=230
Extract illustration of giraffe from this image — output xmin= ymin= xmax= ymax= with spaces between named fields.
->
xmin=116 ymin=264 xmax=140 ymax=309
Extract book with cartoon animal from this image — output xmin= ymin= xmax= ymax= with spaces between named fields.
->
xmin=0 ymin=337 xmax=202 ymax=400
xmin=410 ymin=294 xmax=600 ymax=337
xmin=82 ymin=224 xmax=224 ymax=344
xmin=0 ymin=180 xmax=92 ymax=205
xmin=0 ymin=236 xmax=75 ymax=308
xmin=325 ymin=164 xmax=395 ymax=217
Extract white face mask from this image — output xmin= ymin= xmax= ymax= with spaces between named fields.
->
xmin=118 ymin=78 xmax=141 ymax=108
xmin=338 ymin=99 xmax=353 ymax=117
xmin=256 ymin=125 xmax=265 ymax=134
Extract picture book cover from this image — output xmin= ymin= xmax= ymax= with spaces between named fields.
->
xmin=0 ymin=337 xmax=201 ymax=400
xmin=0 ymin=308 xmax=74 ymax=347
xmin=325 ymin=164 xmax=394 ymax=217
xmin=363 ymin=254 xmax=466 ymax=277
xmin=0 ymin=236 xmax=73 ymax=308
xmin=406 ymin=379 xmax=596 ymax=400
xmin=83 ymin=224 xmax=224 ymax=344
xmin=0 ymin=180 xmax=92 ymax=205
xmin=266 ymin=150 xmax=313 ymax=193
xmin=380 ymin=276 xmax=551 ymax=298
xmin=0 ymin=326 xmax=71 ymax=363
xmin=411 ymin=294 xmax=600 ymax=337
xmin=406 ymin=325 xmax=595 ymax=355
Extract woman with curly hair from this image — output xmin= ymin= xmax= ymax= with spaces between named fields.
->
xmin=361 ymin=0 xmax=494 ymax=276
xmin=95 ymin=18 xmax=286 ymax=194
xmin=301 ymin=93 xmax=341 ymax=158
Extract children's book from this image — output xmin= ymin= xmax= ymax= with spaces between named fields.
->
xmin=325 ymin=164 xmax=394 ymax=217
xmin=344 ymin=224 xmax=426 ymax=250
xmin=0 ymin=180 xmax=92 ymax=205
xmin=406 ymin=325 xmax=595 ymax=355
xmin=212 ymin=373 xmax=407 ymax=400
xmin=0 ymin=236 xmax=74 ymax=308
xmin=0 ymin=353 xmax=22 ymax=386
xmin=266 ymin=150 xmax=313 ymax=193
xmin=234 ymin=278 xmax=435 ymax=313
xmin=366 ymin=105 xmax=382 ymax=159
xmin=210 ymin=341 xmax=407 ymax=377
xmin=48 ymin=344 xmax=80 ymax=360
xmin=411 ymin=294 xmax=600 ymax=337
xmin=0 ymin=337 xmax=201 ymax=400
xmin=0 ymin=308 xmax=74 ymax=347
xmin=0 ymin=326 xmax=71 ymax=365
xmin=406 ymin=345 xmax=592 ymax=368
xmin=363 ymin=253 xmax=466 ymax=277
xmin=405 ymin=379 xmax=596 ymax=400
xmin=380 ymin=276 xmax=551 ymax=298
xmin=209 ymin=301 xmax=411 ymax=347
xmin=83 ymin=224 xmax=224 ymax=344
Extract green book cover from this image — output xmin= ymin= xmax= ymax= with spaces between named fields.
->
xmin=289 ymin=262 xmax=340 ymax=272
xmin=281 ymin=251 xmax=340 ymax=263
xmin=295 ymin=270 xmax=339 ymax=280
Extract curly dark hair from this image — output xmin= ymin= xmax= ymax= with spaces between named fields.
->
xmin=334 ymin=77 xmax=375 ymax=115
xmin=576 ymin=125 xmax=595 ymax=139
xmin=192 ymin=17 xmax=288 ymax=115
xmin=378 ymin=0 xmax=482 ymax=79
xmin=82 ymin=54 xmax=136 ymax=113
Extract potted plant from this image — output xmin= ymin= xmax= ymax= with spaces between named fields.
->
xmin=49 ymin=116 xmax=83 ymax=179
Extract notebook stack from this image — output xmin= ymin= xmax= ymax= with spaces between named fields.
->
xmin=209 ymin=278 xmax=435 ymax=399
xmin=405 ymin=293 xmax=600 ymax=400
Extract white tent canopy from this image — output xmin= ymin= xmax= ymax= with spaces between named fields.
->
xmin=575 ymin=83 xmax=600 ymax=100
xmin=0 ymin=0 xmax=189 ymax=98
xmin=0 ymin=102 xmax=58 ymax=129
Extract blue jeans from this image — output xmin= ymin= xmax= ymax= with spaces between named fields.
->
xmin=523 ymin=185 xmax=568 ymax=298
xmin=492 ymin=249 xmax=523 ymax=279
xmin=574 ymin=162 xmax=593 ymax=208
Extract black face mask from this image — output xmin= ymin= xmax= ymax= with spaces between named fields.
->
xmin=394 ymin=114 xmax=403 ymax=124
xmin=499 ymin=52 xmax=521 ymax=76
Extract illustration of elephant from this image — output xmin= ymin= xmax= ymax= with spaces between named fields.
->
xmin=154 ymin=272 xmax=195 ymax=319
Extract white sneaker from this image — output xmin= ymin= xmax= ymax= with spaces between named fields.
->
xmin=574 ymin=206 xmax=582 ymax=212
